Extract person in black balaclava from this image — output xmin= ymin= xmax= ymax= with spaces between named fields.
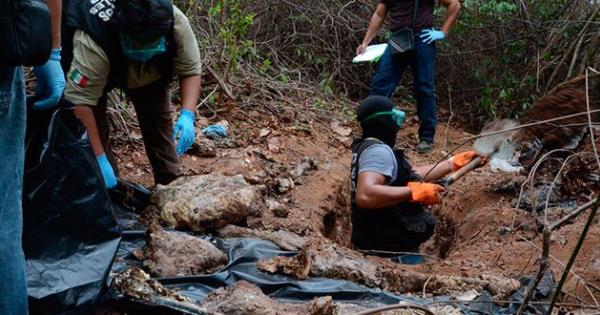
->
xmin=350 ymin=96 xmax=482 ymax=264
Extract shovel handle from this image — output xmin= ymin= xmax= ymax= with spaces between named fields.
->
xmin=443 ymin=156 xmax=483 ymax=187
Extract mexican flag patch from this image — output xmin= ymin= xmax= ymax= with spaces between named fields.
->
xmin=70 ymin=69 xmax=89 ymax=88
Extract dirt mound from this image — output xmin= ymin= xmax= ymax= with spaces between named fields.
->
xmin=134 ymin=224 xmax=227 ymax=277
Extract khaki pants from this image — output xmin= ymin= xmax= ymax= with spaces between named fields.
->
xmin=94 ymin=79 xmax=181 ymax=185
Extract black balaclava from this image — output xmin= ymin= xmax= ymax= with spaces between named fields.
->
xmin=357 ymin=96 xmax=400 ymax=147
xmin=115 ymin=0 xmax=173 ymax=38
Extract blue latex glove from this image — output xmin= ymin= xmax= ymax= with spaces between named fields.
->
xmin=173 ymin=109 xmax=195 ymax=156
xmin=420 ymin=29 xmax=446 ymax=44
xmin=202 ymin=125 xmax=228 ymax=139
xmin=32 ymin=48 xmax=66 ymax=110
xmin=97 ymin=154 xmax=117 ymax=189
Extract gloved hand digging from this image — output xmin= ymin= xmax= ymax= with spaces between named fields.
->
xmin=420 ymin=29 xmax=446 ymax=44
xmin=450 ymin=151 xmax=487 ymax=171
xmin=97 ymin=153 xmax=117 ymax=189
xmin=407 ymin=182 xmax=445 ymax=205
xmin=32 ymin=48 xmax=66 ymax=110
xmin=173 ymin=109 xmax=195 ymax=156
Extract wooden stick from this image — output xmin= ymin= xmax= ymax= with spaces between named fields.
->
xmin=516 ymin=228 xmax=551 ymax=315
xmin=549 ymin=200 xmax=594 ymax=231
xmin=547 ymin=197 xmax=600 ymax=314
xmin=206 ymin=65 xmax=236 ymax=101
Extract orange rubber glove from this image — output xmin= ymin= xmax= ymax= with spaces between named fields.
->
xmin=450 ymin=151 xmax=479 ymax=171
xmin=407 ymin=182 xmax=446 ymax=205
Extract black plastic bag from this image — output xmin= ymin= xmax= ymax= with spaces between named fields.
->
xmin=22 ymin=107 xmax=122 ymax=314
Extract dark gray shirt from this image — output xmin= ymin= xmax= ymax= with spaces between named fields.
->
xmin=358 ymin=144 xmax=398 ymax=184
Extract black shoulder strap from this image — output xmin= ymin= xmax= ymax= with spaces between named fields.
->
xmin=412 ymin=0 xmax=419 ymax=31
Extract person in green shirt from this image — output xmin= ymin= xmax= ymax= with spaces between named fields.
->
xmin=63 ymin=0 xmax=202 ymax=187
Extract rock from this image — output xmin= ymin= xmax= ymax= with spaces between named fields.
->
xmin=266 ymin=199 xmax=289 ymax=218
xmin=275 ymin=177 xmax=294 ymax=194
xmin=291 ymin=156 xmax=318 ymax=178
xmin=153 ymin=175 xmax=259 ymax=232
xmin=137 ymin=224 xmax=227 ymax=277
xmin=218 ymin=225 xmax=307 ymax=251
xmin=244 ymin=169 xmax=268 ymax=185
xmin=201 ymin=281 xmax=333 ymax=315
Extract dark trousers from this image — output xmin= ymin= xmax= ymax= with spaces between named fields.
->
xmin=94 ymin=79 xmax=181 ymax=185
xmin=369 ymin=35 xmax=437 ymax=143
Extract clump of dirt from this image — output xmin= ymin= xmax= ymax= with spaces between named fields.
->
xmin=201 ymin=280 xmax=334 ymax=315
xmin=134 ymin=224 xmax=227 ymax=277
xmin=218 ymin=224 xmax=308 ymax=251
xmin=258 ymin=239 xmax=521 ymax=298
xmin=152 ymin=174 xmax=260 ymax=232
xmin=112 ymin=268 xmax=207 ymax=313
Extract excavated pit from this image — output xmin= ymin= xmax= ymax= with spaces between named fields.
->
xmin=115 ymin=96 xmax=600 ymax=308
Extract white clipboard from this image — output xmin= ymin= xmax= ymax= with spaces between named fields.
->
xmin=352 ymin=44 xmax=388 ymax=63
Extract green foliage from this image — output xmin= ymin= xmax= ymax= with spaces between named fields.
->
xmin=209 ymin=0 xmax=255 ymax=76
xmin=438 ymin=0 xmax=578 ymax=126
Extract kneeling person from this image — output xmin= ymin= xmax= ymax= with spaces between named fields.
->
xmin=351 ymin=96 xmax=480 ymax=255
xmin=63 ymin=0 xmax=202 ymax=187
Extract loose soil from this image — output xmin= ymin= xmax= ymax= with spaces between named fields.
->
xmin=112 ymin=103 xmax=600 ymax=309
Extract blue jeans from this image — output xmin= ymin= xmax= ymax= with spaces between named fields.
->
xmin=369 ymin=36 xmax=437 ymax=143
xmin=0 ymin=67 xmax=28 ymax=315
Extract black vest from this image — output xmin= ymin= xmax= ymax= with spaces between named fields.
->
xmin=350 ymin=138 xmax=435 ymax=252
xmin=62 ymin=0 xmax=175 ymax=91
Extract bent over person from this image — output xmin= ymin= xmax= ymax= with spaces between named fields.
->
xmin=351 ymin=96 xmax=481 ymax=260
xmin=63 ymin=0 xmax=202 ymax=188
xmin=357 ymin=0 xmax=461 ymax=153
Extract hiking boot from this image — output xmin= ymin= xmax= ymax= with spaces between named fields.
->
xmin=417 ymin=140 xmax=433 ymax=154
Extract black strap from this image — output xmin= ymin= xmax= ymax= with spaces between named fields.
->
xmin=412 ymin=0 xmax=419 ymax=31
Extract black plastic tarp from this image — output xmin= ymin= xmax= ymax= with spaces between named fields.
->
xmin=22 ymin=107 xmax=122 ymax=314
xmin=108 ymin=230 xmax=555 ymax=315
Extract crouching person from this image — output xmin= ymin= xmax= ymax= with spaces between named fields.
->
xmin=350 ymin=96 xmax=481 ymax=262
xmin=63 ymin=0 xmax=202 ymax=188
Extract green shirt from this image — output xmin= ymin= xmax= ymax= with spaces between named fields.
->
xmin=64 ymin=5 xmax=201 ymax=106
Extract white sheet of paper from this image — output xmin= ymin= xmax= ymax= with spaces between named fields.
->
xmin=352 ymin=44 xmax=388 ymax=63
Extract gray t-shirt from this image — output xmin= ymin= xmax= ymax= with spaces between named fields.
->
xmin=358 ymin=144 xmax=398 ymax=184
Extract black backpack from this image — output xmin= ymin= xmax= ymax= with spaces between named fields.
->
xmin=0 ymin=0 xmax=52 ymax=67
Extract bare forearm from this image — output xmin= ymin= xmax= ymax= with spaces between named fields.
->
xmin=179 ymin=74 xmax=201 ymax=112
xmin=414 ymin=160 xmax=453 ymax=181
xmin=73 ymin=106 xmax=104 ymax=156
xmin=361 ymin=4 xmax=387 ymax=45
xmin=46 ymin=0 xmax=62 ymax=48
xmin=440 ymin=0 xmax=461 ymax=36
xmin=356 ymin=185 xmax=412 ymax=209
